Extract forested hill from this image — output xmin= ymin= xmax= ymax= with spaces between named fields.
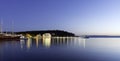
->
xmin=16 ymin=30 xmax=75 ymax=36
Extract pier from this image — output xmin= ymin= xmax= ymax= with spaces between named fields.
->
xmin=82 ymin=35 xmax=120 ymax=38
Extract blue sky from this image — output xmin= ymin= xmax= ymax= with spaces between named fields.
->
xmin=0 ymin=0 xmax=120 ymax=35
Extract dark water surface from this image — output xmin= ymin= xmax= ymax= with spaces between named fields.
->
xmin=0 ymin=37 xmax=120 ymax=61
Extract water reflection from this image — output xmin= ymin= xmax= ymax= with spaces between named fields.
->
xmin=2 ymin=38 xmax=120 ymax=61
xmin=35 ymin=38 xmax=39 ymax=48
xmin=52 ymin=37 xmax=86 ymax=48
xmin=20 ymin=37 xmax=86 ymax=49
xmin=20 ymin=39 xmax=25 ymax=49
xmin=26 ymin=38 xmax=32 ymax=49
xmin=43 ymin=37 xmax=51 ymax=48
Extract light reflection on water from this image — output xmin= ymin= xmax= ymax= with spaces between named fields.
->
xmin=20 ymin=37 xmax=86 ymax=49
xmin=1 ymin=37 xmax=120 ymax=61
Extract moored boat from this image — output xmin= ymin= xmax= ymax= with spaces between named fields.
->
xmin=0 ymin=34 xmax=21 ymax=40
xmin=0 ymin=19 xmax=21 ymax=40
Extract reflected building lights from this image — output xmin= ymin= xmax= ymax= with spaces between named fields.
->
xmin=35 ymin=38 xmax=39 ymax=48
xmin=19 ymin=36 xmax=86 ymax=49
xmin=35 ymin=34 xmax=41 ymax=48
xmin=43 ymin=38 xmax=51 ymax=48
xmin=27 ymin=38 xmax=32 ymax=49
xmin=77 ymin=38 xmax=86 ymax=48
xmin=83 ymin=39 xmax=86 ymax=48
xmin=42 ymin=33 xmax=51 ymax=48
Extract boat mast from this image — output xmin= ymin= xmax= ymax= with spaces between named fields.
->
xmin=12 ymin=20 xmax=14 ymax=35
xmin=0 ymin=18 xmax=3 ymax=34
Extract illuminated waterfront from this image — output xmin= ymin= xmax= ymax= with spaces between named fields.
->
xmin=1 ymin=37 xmax=120 ymax=61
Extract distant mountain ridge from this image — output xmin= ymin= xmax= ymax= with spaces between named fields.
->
xmin=16 ymin=30 xmax=75 ymax=36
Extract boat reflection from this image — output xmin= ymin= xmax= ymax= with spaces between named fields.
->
xmin=20 ymin=37 xmax=86 ymax=49
xmin=20 ymin=39 xmax=25 ymax=49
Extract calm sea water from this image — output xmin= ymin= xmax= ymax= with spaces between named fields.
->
xmin=1 ymin=37 xmax=120 ymax=61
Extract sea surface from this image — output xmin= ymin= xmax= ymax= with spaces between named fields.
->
xmin=0 ymin=37 xmax=120 ymax=61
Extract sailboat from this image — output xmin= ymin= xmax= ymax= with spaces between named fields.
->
xmin=0 ymin=19 xmax=20 ymax=40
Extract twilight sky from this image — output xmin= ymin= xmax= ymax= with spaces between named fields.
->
xmin=0 ymin=0 xmax=120 ymax=35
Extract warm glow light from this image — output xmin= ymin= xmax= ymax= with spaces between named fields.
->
xmin=43 ymin=38 xmax=51 ymax=47
xmin=27 ymin=38 xmax=32 ymax=49
xmin=42 ymin=33 xmax=51 ymax=47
